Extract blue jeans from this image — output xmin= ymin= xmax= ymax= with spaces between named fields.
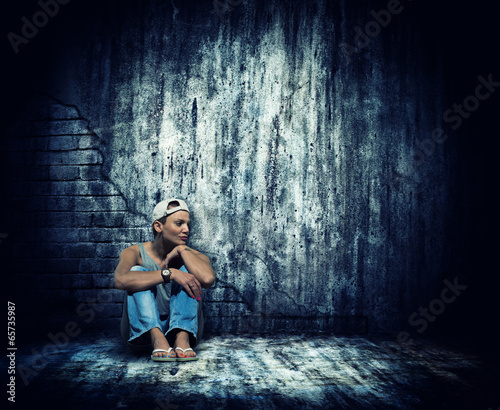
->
xmin=123 ymin=265 xmax=203 ymax=349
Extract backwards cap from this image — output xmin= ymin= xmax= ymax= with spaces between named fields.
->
xmin=151 ymin=198 xmax=190 ymax=224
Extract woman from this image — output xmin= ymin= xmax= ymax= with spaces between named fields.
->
xmin=114 ymin=198 xmax=215 ymax=361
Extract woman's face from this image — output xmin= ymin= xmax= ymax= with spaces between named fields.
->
xmin=160 ymin=211 xmax=190 ymax=245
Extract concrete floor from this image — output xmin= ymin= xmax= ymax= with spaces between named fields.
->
xmin=7 ymin=331 xmax=500 ymax=410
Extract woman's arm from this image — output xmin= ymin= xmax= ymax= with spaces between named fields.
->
xmin=113 ymin=245 xmax=203 ymax=298
xmin=113 ymin=246 xmax=164 ymax=292
xmin=167 ymin=245 xmax=216 ymax=288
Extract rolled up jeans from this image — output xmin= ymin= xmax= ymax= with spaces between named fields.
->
xmin=122 ymin=265 xmax=204 ymax=350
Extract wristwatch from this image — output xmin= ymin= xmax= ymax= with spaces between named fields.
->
xmin=161 ymin=268 xmax=172 ymax=283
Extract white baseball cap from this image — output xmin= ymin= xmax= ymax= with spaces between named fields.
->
xmin=151 ymin=198 xmax=190 ymax=224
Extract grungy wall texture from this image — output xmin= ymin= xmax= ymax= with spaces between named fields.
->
xmin=3 ymin=0 xmax=477 ymax=337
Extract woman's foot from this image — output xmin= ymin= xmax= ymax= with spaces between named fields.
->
xmin=174 ymin=330 xmax=197 ymax=360
xmin=150 ymin=327 xmax=176 ymax=359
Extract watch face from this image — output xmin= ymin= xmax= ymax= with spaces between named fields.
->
xmin=162 ymin=269 xmax=171 ymax=282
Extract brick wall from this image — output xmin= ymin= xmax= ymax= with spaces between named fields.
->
xmin=3 ymin=94 xmax=148 ymax=336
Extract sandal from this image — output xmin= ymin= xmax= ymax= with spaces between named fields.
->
xmin=151 ymin=348 xmax=176 ymax=362
xmin=175 ymin=347 xmax=198 ymax=362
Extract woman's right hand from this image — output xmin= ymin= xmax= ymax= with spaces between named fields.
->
xmin=163 ymin=246 xmax=181 ymax=268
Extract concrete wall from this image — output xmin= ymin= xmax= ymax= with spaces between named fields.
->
xmin=2 ymin=0 xmax=476 ymax=338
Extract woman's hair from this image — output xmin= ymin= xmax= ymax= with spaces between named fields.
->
xmin=152 ymin=201 xmax=180 ymax=239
